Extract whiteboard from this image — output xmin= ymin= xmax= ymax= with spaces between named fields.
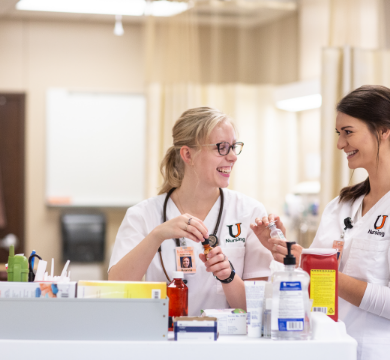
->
xmin=46 ymin=89 xmax=146 ymax=207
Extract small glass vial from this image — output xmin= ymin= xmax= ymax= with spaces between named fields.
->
xmin=167 ymin=271 xmax=188 ymax=331
xmin=267 ymin=221 xmax=286 ymax=240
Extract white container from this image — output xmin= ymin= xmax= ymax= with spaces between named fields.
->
xmin=201 ymin=309 xmax=247 ymax=335
xmin=244 ymin=281 xmax=266 ymax=337
xmin=271 ymin=264 xmax=311 ymax=340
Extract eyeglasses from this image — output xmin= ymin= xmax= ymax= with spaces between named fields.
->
xmin=201 ymin=142 xmax=244 ymax=156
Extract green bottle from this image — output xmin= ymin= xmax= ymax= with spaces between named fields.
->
xmin=7 ymin=245 xmax=29 ymax=282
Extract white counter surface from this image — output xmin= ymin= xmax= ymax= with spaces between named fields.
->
xmin=0 ymin=313 xmax=357 ymax=360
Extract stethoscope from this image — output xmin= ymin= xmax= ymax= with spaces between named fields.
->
xmin=158 ymin=187 xmax=224 ymax=282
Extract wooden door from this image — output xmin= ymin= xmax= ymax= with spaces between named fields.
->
xmin=0 ymin=93 xmax=25 ymax=263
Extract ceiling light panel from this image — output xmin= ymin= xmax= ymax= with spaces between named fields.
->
xmin=16 ymin=0 xmax=189 ymax=17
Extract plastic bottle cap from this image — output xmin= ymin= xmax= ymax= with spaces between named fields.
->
xmin=172 ymin=271 xmax=184 ymax=279
xmin=267 ymin=221 xmax=276 ymax=229
xmin=302 ymin=248 xmax=337 ymax=256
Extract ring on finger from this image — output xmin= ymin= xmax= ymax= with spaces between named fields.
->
xmin=188 ymin=217 xmax=192 ymax=225
xmin=185 ymin=224 xmax=188 ymax=231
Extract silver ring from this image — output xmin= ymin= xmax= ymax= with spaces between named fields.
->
xmin=188 ymin=218 xmax=192 ymax=225
xmin=223 ymin=255 xmax=227 ymax=261
xmin=185 ymin=224 xmax=188 ymax=231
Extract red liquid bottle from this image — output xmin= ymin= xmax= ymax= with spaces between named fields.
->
xmin=301 ymin=248 xmax=338 ymax=322
xmin=167 ymin=271 xmax=188 ymax=331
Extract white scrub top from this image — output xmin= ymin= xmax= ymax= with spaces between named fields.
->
xmin=311 ymin=192 xmax=390 ymax=360
xmin=109 ymin=188 xmax=273 ymax=316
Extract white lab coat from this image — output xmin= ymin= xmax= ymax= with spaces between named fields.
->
xmin=311 ymin=192 xmax=390 ymax=360
xmin=109 ymin=189 xmax=273 ymax=315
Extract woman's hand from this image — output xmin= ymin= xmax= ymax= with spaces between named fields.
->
xmin=152 ymin=213 xmax=209 ymax=244
xmin=267 ymin=239 xmax=303 ymax=264
xmin=199 ymin=246 xmax=231 ymax=281
xmin=250 ymin=214 xmax=286 ymax=252
xmin=250 ymin=214 xmax=303 ymax=264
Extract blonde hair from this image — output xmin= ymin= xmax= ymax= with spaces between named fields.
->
xmin=158 ymin=107 xmax=234 ymax=195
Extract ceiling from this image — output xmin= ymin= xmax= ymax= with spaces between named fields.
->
xmin=0 ymin=0 xmax=297 ymax=27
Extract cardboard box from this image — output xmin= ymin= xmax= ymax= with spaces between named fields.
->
xmin=0 ymin=281 xmax=77 ymax=298
xmin=201 ymin=309 xmax=247 ymax=335
xmin=77 ymin=280 xmax=167 ymax=299
xmin=174 ymin=316 xmax=218 ymax=341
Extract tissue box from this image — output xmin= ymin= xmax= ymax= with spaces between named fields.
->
xmin=201 ymin=309 xmax=247 ymax=335
xmin=77 ymin=280 xmax=167 ymax=299
xmin=174 ymin=317 xmax=218 ymax=341
xmin=0 ymin=281 xmax=77 ymax=298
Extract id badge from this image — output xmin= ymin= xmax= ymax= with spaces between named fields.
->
xmin=175 ymin=247 xmax=196 ymax=274
xmin=332 ymin=240 xmax=344 ymax=267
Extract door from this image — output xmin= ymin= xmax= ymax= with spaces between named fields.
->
xmin=0 ymin=93 xmax=25 ymax=264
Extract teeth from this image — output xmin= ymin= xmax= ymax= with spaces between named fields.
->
xmin=217 ymin=168 xmax=231 ymax=173
xmin=346 ymin=150 xmax=358 ymax=157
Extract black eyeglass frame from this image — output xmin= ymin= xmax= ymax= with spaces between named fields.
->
xmin=201 ymin=141 xmax=244 ymax=156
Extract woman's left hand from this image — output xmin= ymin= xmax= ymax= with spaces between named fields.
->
xmin=199 ymin=246 xmax=231 ymax=281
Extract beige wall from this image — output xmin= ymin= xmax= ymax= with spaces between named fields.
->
xmin=0 ymin=19 xmax=144 ymax=276
xmin=0 ymin=13 xmax=299 ymax=277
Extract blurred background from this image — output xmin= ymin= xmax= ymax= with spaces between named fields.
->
xmin=0 ymin=0 xmax=389 ymax=280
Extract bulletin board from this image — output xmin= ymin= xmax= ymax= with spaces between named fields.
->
xmin=46 ymin=89 xmax=146 ymax=207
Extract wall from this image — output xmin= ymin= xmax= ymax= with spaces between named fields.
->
xmin=0 ymin=18 xmax=144 ymax=276
xmin=0 ymin=13 xmax=299 ymax=277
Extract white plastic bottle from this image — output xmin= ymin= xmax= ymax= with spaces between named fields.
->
xmin=267 ymin=221 xmax=286 ymax=240
xmin=271 ymin=242 xmax=311 ymax=340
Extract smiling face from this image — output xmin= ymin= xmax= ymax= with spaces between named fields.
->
xmin=182 ymin=257 xmax=190 ymax=268
xmin=336 ymin=112 xmax=382 ymax=171
xmin=191 ymin=121 xmax=238 ymax=189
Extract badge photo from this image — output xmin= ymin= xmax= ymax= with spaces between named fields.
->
xmin=175 ymin=247 xmax=196 ymax=273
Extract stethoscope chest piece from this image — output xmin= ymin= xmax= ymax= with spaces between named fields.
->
xmin=208 ymin=234 xmax=218 ymax=248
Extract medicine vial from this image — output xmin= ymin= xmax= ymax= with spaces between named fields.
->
xmin=271 ymin=242 xmax=311 ymax=340
xmin=167 ymin=271 xmax=188 ymax=331
xmin=267 ymin=221 xmax=286 ymax=240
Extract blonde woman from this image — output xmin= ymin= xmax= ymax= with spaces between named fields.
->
xmin=109 ymin=107 xmax=273 ymax=315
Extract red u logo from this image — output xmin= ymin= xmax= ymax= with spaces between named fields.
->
xmin=374 ymin=215 xmax=388 ymax=229
xmin=227 ymin=223 xmax=242 ymax=238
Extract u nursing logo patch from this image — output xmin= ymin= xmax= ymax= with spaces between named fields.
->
xmin=368 ymin=215 xmax=388 ymax=237
xmin=226 ymin=223 xmax=245 ymax=243
xmin=374 ymin=215 xmax=388 ymax=229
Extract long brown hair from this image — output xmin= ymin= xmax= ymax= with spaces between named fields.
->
xmin=338 ymin=85 xmax=390 ymax=202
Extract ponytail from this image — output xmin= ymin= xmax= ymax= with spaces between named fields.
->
xmin=339 ymin=177 xmax=370 ymax=203
xmin=158 ymin=146 xmax=184 ymax=195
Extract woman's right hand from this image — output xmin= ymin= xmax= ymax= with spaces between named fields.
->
xmin=250 ymin=214 xmax=303 ymax=264
xmin=152 ymin=213 xmax=209 ymax=244
xmin=267 ymin=239 xmax=303 ymax=265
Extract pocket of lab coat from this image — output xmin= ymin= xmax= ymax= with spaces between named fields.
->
xmin=344 ymin=238 xmax=390 ymax=285
xmin=216 ymin=247 xmax=246 ymax=295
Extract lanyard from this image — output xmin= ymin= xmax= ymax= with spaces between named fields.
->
xmin=158 ymin=187 xmax=224 ymax=282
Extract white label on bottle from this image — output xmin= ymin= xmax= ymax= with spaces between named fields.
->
xmin=277 ymin=281 xmax=304 ymax=332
